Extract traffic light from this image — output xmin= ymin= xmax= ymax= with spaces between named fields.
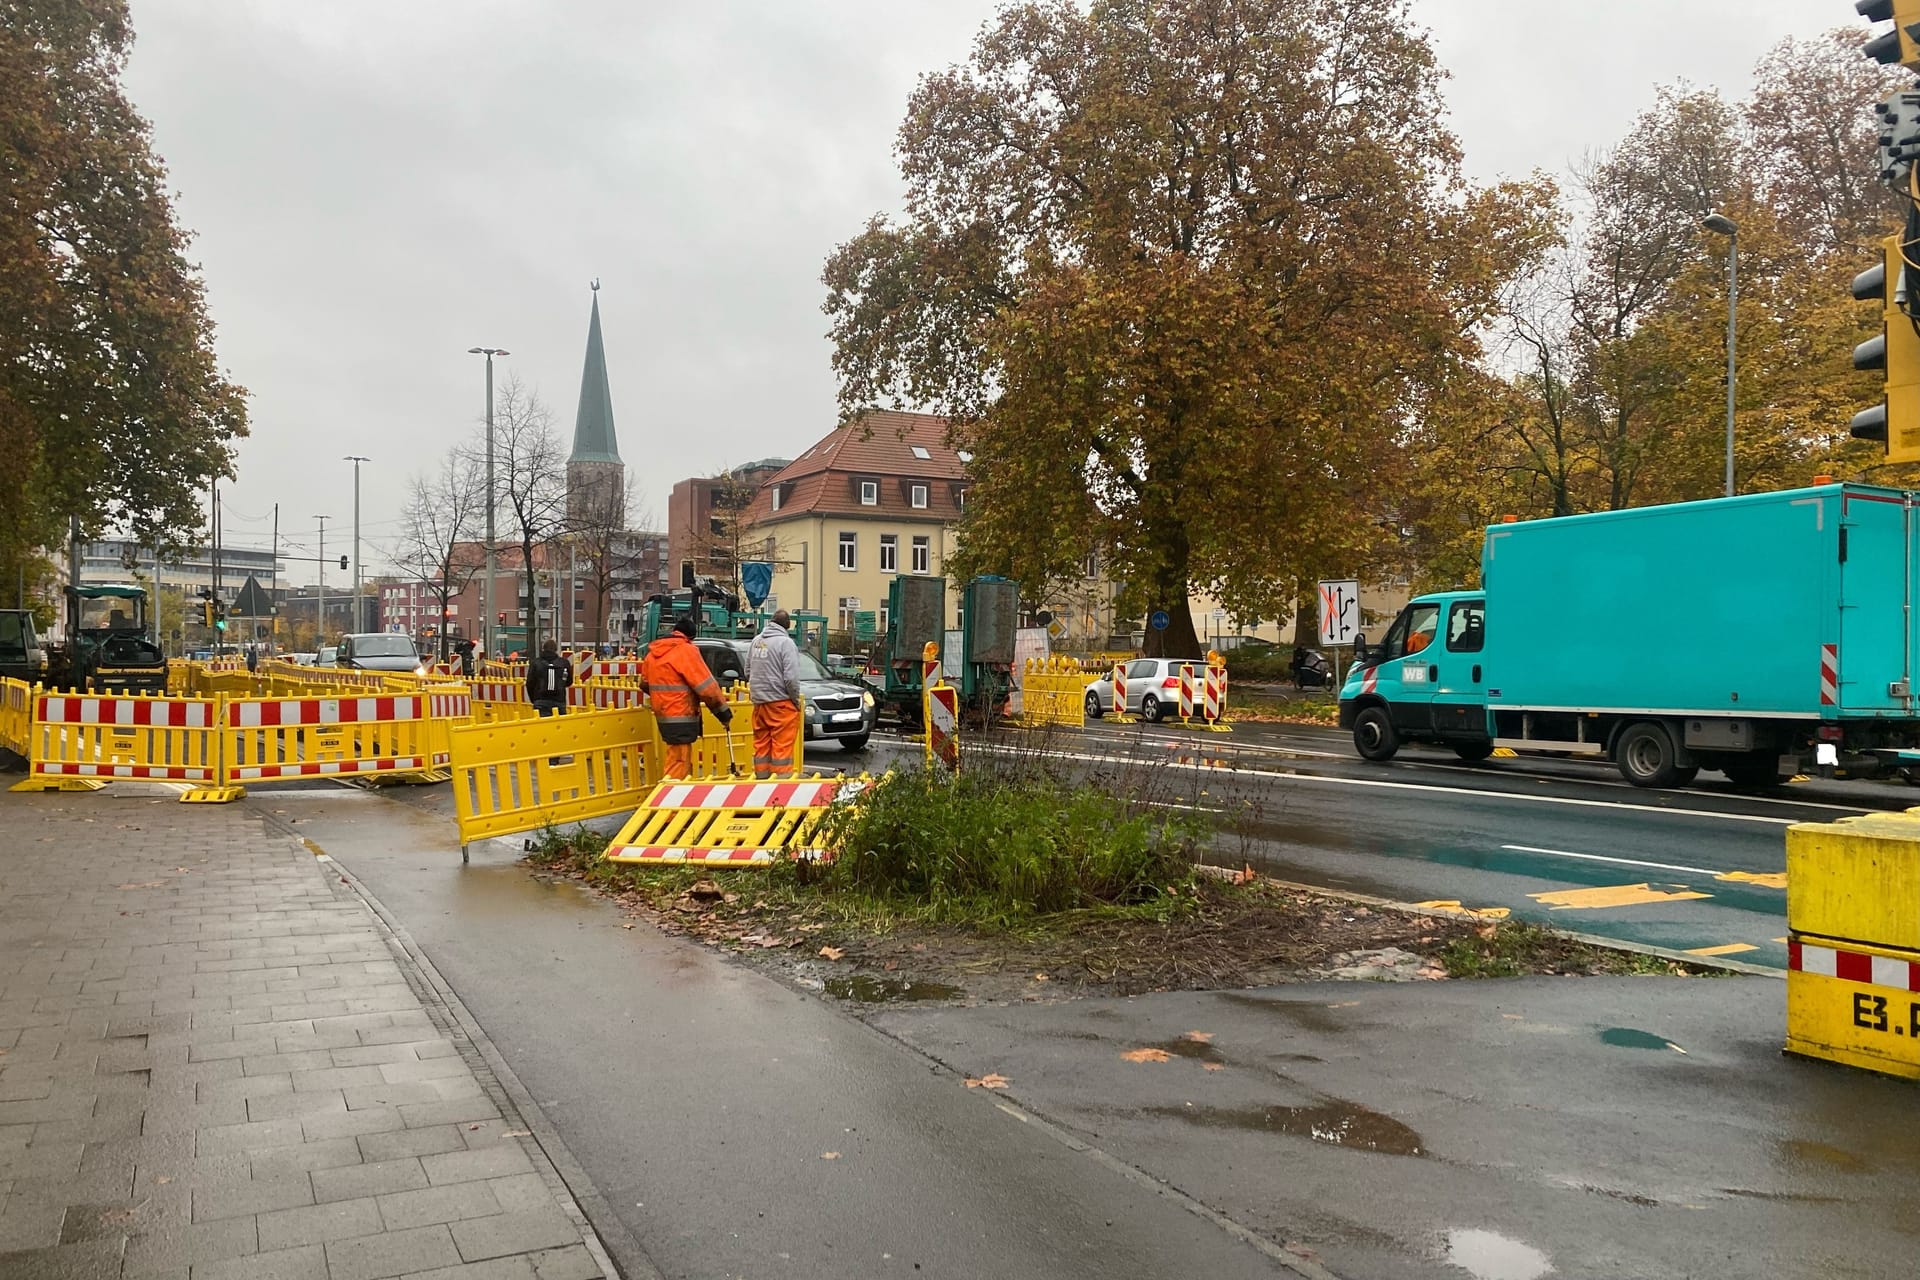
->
xmin=1851 ymin=234 xmax=1920 ymax=462
xmin=497 ymin=611 xmax=506 ymax=625
xmin=201 ymin=600 xmax=215 ymax=628
xmin=339 ymin=555 xmax=348 ymax=570
xmin=1861 ymin=0 xmax=1920 ymax=68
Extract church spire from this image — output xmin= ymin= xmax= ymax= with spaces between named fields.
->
xmin=569 ymin=279 xmax=620 ymax=464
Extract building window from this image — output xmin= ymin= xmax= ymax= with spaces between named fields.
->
xmin=838 ymin=596 xmax=860 ymax=629
xmin=879 ymin=603 xmax=890 ymax=636
xmin=1083 ymin=551 xmax=1098 ymax=578
xmin=838 ymin=531 xmax=857 ymax=571
xmin=911 ymin=535 xmax=930 ymax=575
xmin=956 ymin=487 xmax=967 ymax=510
xmin=859 ymin=480 xmax=878 ymax=506
xmin=771 ymin=486 xmax=783 ymax=512
xmin=910 ymin=484 xmax=928 ymax=509
xmin=910 ymin=445 xmax=931 ymax=460
xmin=879 ymin=534 xmax=897 ymax=572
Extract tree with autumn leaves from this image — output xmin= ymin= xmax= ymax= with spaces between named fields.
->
xmin=824 ymin=0 xmax=1554 ymax=656
xmin=1 ymin=1 xmax=247 ymax=595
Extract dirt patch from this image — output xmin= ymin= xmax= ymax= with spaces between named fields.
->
xmin=524 ymin=839 xmax=1704 ymax=1007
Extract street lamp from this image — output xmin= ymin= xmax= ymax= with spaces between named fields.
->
xmin=1703 ymin=213 xmax=1738 ymax=497
xmin=344 ymin=456 xmax=368 ymax=633
xmin=314 ymin=515 xmax=330 ymax=648
xmin=468 ymin=347 xmax=509 ymax=657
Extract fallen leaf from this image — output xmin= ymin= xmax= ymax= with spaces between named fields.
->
xmin=620 ymin=923 xmax=634 ymax=930
xmin=965 ymin=1073 xmax=1010 ymax=1090
xmin=1181 ymin=1031 xmax=1213 ymax=1044
xmin=820 ymin=1151 xmax=840 ymax=1159
xmin=1032 ymin=972 xmax=1049 ymax=982
xmin=155 ymin=1176 xmax=172 ymax=1184
xmin=1475 ymin=923 xmax=1499 ymax=940
xmin=1202 ymin=1062 xmax=1224 ymax=1072
xmin=686 ymin=879 xmax=724 ymax=902
xmin=1231 ymin=864 xmax=1257 ymax=886
xmin=468 ymin=1124 xmax=480 ymax=1130
xmin=1121 ymin=1048 xmax=1172 ymax=1064
xmin=818 ymin=946 xmax=845 ymax=961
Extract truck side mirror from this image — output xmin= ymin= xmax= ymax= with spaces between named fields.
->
xmin=1353 ymin=633 xmax=1370 ymax=666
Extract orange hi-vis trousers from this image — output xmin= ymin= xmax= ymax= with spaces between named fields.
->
xmin=752 ymin=699 xmax=800 ymax=779
xmin=662 ymin=741 xmax=694 ymax=780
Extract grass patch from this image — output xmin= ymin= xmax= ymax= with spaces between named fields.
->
xmin=1439 ymin=921 xmax=1719 ymax=978
xmin=816 ymin=766 xmax=1210 ymax=926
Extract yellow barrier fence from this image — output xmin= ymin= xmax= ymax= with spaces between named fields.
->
xmin=451 ymin=707 xmax=655 ymax=859
xmin=217 ymin=692 xmax=440 ymax=794
xmin=0 ymin=677 xmax=31 ymax=757
xmin=12 ymin=691 xmax=221 ymax=791
xmin=1020 ymin=656 xmax=1087 ymax=728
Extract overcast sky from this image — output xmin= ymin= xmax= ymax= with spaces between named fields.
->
xmin=121 ymin=0 xmax=1849 ymax=585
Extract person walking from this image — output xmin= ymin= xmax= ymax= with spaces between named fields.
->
xmin=748 ymin=610 xmax=804 ymax=779
xmin=454 ymin=638 xmax=475 ymax=677
xmin=526 ymin=639 xmax=573 ymax=717
xmin=641 ymin=616 xmax=731 ymax=779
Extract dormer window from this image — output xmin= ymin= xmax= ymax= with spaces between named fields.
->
xmin=910 ymin=484 xmax=928 ymax=509
xmin=770 ymin=485 xmax=784 ymax=512
xmin=859 ymin=480 xmax=878 ymax=506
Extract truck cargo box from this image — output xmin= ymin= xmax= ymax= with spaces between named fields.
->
xmin=1480 ymin=484 xmax=1915 ymax=720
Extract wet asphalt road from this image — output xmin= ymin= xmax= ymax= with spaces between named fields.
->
xmin=955 ymin=718 xmax=1918 ymax=968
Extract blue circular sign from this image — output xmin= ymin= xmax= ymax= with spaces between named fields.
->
xmin=1149 ymin=610 xmax=1170 ymax=631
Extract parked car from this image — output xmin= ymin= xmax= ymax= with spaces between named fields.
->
xmin=680 ymin=637 xmax=878 ymax=751
xmin=287 ymin=652 xmax=318 ymax=667
xmin=1083 ymin=657 xmax=1212 ymax=722
xmin=315 ymin=646 xmax=337 ymax=667
xmin=334 ymin=633 xmax=424 ymax=674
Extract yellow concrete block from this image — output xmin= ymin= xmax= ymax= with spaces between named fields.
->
xmin=1786 ymin=814 xmax=1920 ymax=950
xmin=1785 ymin=934 xmax=1920 ymax=1080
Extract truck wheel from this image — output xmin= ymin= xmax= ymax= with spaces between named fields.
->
xmin=1353 ymin=707 xmax=1399 ymax=761
xmin=1452 ymin=740 xmax=1495 ymax=763
xmin=1616 ymin=722 xmax=1682 ymax=788
xmin=1721 ymin=753 xmax=1781 ymax=790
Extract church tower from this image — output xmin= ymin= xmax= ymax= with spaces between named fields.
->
xmin=567 ymin=280 xmax=625 ymax=527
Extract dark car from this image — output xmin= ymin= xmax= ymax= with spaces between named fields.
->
xmin=691 ymin=637 xmax=877 ymax=751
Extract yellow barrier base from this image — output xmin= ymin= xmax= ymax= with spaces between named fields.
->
xmin=1785 ymin=934 xmax=1920 ymax=1080
xmin=604 ymin=774 xmax=862 ymax=866
xmin=10 ymin=776 xmax=108 ymax=793
xmin=357 ymin=769 xmax=451 ymax=788
xmin=180 ymin=785 xmax=247 ymax=804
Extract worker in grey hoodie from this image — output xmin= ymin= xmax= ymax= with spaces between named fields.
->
xmin=748 ymin=611 xmax=804 ymax=778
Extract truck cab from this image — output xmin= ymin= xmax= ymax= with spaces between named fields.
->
xmin=1339 ymin=591 xmax=1494 ymax=763
xmin=0 ymin=610 xmax=47 ymax=684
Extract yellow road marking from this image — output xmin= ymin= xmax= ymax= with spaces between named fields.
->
xmin=1491 ymin=747 xmax=1519 ymax=758
xmin=1684 ymin=943 xmax=1759 ymax=957
xmin=1528 ymin=883 xmax=1712 ymax=910
xmin=1415 ymin=899 xmax=1512 ymax=919
xmin=1716 ymin=871 xmax=1787 ymax=889
xmin=1772 ymin=937 xmax=1789 ymax=945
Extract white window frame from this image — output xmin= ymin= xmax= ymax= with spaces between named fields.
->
xmin=771 ymin=486 xmax=783 ymax=512
xmin=838 ymin=531 xmax=857 ymax=571
xmin=1083 ymin=551 xmax=1098 ymax=578
xmin=879 ymin=534 xmax=898 ymax=572
xmin=911 ymin=535 xmax=930 ymax=575
xmin=910 ymin=484 xmax=928 ymax=509
xmin=859 ymin=480 xmax=878 ymax=506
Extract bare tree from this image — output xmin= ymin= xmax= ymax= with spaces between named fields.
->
xmin=690 ymin=467 xmax=766 ymax=599
xmin=476 ymin=377 xmax=567 ymax=650
xmin=566 ymin=472 xmax=656 ymax=645
xmin=398 ymin=448 xmax=484 ymax=660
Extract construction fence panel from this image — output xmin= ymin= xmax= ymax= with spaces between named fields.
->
xmin=604 ymin=776 xmax=851 ymax=865
xmin=17 ymin=693 xmax=220 ymax=788
xmin=451 ymin=706 xmax=655 ymax=853
xmin=221 ymin=694 xmax=436 ymax=784
xmin=0 ymin=678 xmax=31 ymax=756
xmin=1019 ymin=656 xmax=1087 ymax=728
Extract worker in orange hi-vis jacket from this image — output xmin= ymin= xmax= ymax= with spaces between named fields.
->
xmin=641 ymin=616 xmax=731 ymax=779
xmin=748 ymin=610 xmax=804 ymax=779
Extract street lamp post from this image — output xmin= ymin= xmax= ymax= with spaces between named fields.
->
xmin=344 ymin=456 xmax=368 ymax=633
xmin=314 ymin=515 xmax=330 ymax=648
xmin=468 ymin=347 xmax=509 ymax=657
xmin=1703 ymin=213 xmax=1739 ymax=497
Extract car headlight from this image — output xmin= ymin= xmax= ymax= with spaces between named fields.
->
xmin=414 ymin=665 xmax=427 ymax=676
xmin=862 ymin=690 xmax=875 ymax=708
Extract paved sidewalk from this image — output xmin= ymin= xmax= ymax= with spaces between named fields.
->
xmin=0 ymin=783 xmax=610 ymax=1280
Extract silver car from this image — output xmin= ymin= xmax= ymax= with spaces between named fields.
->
xmin=1083 ymin=657 xmax=1209 ymax=723
xmin=693 ymin=638 xmax=878 ymax=750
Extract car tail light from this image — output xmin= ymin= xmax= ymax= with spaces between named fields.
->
xmin=1816 ymin=725 xmax=1844 ymax=743
xmin=1162 ymin=676 xmax=1181 ymax=689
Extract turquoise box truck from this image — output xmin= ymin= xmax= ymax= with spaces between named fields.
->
xmin=1338 ymin=483 xmax=1920 ymax=789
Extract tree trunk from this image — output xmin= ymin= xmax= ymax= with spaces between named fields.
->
xmin=1290 ymin=582 xmax=1317 ymax=650
xmin=1138 ymin=528 xmax=1203 ymax=658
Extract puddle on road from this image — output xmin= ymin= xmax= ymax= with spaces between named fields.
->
xmin=1148 ymin=1036 xmax=1224 ymax=1064
xmin=1777 ymin=1138 xmax=1867 ymax=1173
xmin=1442 ymin=1229 xmax=1552 ymax=1280
xmin=1217 ymin=993 xmax=1349 ymax=1033
xmin=1147 ymin=1099 xmax=1423 ymax=1156
xmin=824 ymin=975 xmax=965 ymax=1003
xmin=1598 ymin=1027 xmax=1681 ymax=1052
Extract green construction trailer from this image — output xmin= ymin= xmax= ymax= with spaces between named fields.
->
xmin=636 ymin=590 xmax=831 ymax=662
xmin=875 ymin=574 xmax=1021 ymax=727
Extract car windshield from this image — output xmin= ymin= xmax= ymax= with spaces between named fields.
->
xmin=77 ymin=595 xmax=144 ymax=630
xmin=352 ymin=636 xmax=417 ymax=658
xmin=795 ymin=650 xmax=831 ymax=680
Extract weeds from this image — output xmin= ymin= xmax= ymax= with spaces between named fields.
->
xmin=1440 ymin=921 xmax=1716 ymax=978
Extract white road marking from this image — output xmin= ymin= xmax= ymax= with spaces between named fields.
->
xmin=1498 ymin=844 xmax=1722 ymax=878
xmin=978 ymin=744 xmax=1802 ymax=826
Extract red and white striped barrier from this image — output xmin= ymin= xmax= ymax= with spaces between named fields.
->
xmin=1790 ymin=939 xmax=1920 ymax=991
xmin=644 ymin=779 xmax=838 ymax=810
xmin=25 ymin=695 xmax=219 ymax=784
xmin=223 ymin=695 xmax=433 ymax=783
xmin=1820 ymin=644 xmax=1840 ymax=707
xmin=603 ymin=775 xmax=854 ymax=866
xmin=1177 ymin=664 xmax=1197 ymax=720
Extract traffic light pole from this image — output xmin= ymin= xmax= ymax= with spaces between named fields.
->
xmin=1723 ymin=229 xmax=1737 ymax=497
xmin=315 ymin=515 xmax=329 ymax=649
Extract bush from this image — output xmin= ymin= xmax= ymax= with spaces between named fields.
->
xmin=818 ymin=766 xmax=1206 ymax=920
xmin=1225 ymin=649 xmax=1293 ymax=681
